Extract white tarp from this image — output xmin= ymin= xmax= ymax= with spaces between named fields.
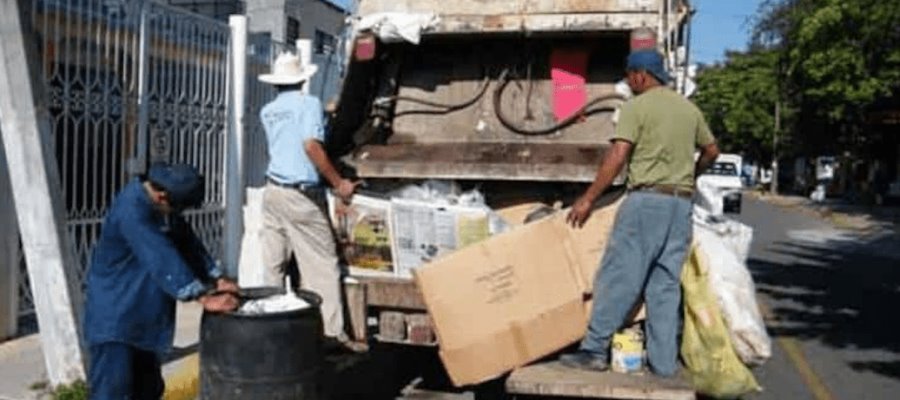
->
xmin=357 ymin=12 xmax=440 ymax=44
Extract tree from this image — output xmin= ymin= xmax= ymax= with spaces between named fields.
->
xmin=753 ymin=0 xmax=900 ymax=154
xmin=693 ymin=50 xmax=786 ymax=161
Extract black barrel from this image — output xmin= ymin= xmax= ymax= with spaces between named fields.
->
xmin=200 ymin=287 xmax=324 ymax=400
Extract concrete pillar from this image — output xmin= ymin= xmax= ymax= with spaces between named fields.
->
xmin=0 ymin=134 xmax=19 ymax=340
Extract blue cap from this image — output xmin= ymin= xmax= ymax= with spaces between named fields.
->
xmin=147 ymin=162 xmax=205 ymax=211
xmin=626 ymin=50 xmax=670 ymax=84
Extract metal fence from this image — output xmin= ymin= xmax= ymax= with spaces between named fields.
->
xmin=14 ymin=0 xmax=260 ymax=320
xmin=14 ymin=0 xmax=345 ymax=322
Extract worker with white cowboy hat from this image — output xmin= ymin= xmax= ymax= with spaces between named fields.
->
xmin=258 ymin=51 xmax=363 ymax=351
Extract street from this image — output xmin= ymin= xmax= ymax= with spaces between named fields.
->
xmin=740 ymin=195 xmax=900 ymax=400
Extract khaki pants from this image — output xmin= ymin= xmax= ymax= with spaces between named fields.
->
xmin=261 ymin=183 xmax=344 ymax=338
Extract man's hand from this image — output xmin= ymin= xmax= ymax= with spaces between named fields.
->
xmin=566 ymin=194 xmax=595 ymax=228
xmin=215 ymin=277 xmax=239 ymax=294
xmin=199 ymin=292 xmax=239 ymax=313
xmin=336 ymin=179 xmax=362 ymax=203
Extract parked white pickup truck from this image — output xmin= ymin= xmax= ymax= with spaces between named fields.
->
xmin=697 ymin=153 xmax=743 ymax=214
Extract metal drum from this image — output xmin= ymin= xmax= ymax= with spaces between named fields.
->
xmin=200 ymin=287 xmax=324 ymax=400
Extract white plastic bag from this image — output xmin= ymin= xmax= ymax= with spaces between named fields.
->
xmin=693 ymin=210 xmax=772 ymax=366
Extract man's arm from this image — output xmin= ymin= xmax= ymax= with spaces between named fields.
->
xmin=304 ymin=139 xmax=360 ymax=201
xmin=169 ymin=216 xmax=237 ymax=293
xmin=119 ymin=211 xmax=237 ymax=311
xmin=566 ymin=140 xmax=633 ymax=228
xmin=695 ymin=142 xmax=721 ymax=176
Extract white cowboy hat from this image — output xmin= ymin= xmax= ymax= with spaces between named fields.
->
xmin=258 ymin=52 xmax=318 ymax=85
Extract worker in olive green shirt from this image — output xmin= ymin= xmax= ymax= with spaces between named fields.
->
xmin=560 ymin=50 xmax=720 ymax=376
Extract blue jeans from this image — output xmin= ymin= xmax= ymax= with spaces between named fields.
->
xmin=89 ymin=343 xmax=164 ymax=400
xmin=580 ymin=191 xmax=692 ymax=376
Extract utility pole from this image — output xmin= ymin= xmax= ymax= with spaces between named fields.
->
xmin=772 ymin=100 xmax=780 ymax=195
xmin=0 ymin=0 xmax=85 ymax=384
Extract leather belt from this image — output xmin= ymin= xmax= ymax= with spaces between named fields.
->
xmin=266 ymin=177 xmax=321 ymax=191
xmin=630 ymin=184 xmax=694 ymax=200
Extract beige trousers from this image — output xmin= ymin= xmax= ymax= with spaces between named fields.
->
xmin=261 ymin=183 xmax=344 ymax=338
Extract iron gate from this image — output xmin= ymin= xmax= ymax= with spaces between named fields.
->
xmin=15 ymin=0 xmax=262 ymax=320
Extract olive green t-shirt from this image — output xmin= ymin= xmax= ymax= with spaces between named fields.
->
xmin=613 ymin=87 xmax=715 ymax=189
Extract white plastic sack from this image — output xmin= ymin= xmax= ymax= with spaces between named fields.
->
xmin=693 ymin=210 xmax=772 ymax=366
xmin=238 ymin=187 xmax=266 ymax=287
xmin=357 ymin=12 xmax=440 ymax=44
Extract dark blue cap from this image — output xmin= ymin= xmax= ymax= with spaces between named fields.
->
xmin=147 ymin=162 xmax=205 ymax=211
xmin=626 ymin=50 xmax=670 ymax=84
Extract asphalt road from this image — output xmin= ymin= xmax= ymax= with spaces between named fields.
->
xmin=738 ymin=196 xmax=900 ymax=400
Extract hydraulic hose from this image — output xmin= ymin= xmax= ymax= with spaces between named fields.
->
xmin=377 ymin=75 xmax=492 ymax=114
xmin=493 ymin=69 xmax=627 ymax=136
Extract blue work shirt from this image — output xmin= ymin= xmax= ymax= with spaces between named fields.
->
xmin=260 ymin=90 xmax=325 ymax=185
xmin=83 ymin=179 xmax=222 ymax=356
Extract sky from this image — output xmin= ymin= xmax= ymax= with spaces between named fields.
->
xmin=691 ymin=0 xmax=765 ymax=65
xmin=325 ymin=0 xmax=355 ymax=12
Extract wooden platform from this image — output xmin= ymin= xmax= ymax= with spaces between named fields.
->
xmin=506 ymin=361 xmax=695 ymax=400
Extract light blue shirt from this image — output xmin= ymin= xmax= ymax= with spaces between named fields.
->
xmin=260 ymin=90 xmax=325 ymax=184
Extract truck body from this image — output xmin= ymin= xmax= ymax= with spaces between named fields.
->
xmin=330 ymin=1 xmax=695 ymax=396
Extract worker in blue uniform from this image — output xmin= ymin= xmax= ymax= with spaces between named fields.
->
xmin=83 ymin=162 xmax=239 ymax=400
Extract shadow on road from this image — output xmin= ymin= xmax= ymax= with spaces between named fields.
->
xmin=749 ymin=230 xmax=900 ymax=379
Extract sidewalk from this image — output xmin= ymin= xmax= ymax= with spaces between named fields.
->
xmin=0 ymin=303 xmax=204 ymax=400
xmin=748 ymin=191 xmax=900 ymax=234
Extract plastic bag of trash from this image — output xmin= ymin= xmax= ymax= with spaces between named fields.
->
xmin=389 ymin=180 xmax=510 ymax=235
xmin=238 ymin=293 xmax=310 ymax=315
xmin=694 ymin=210 xmax=772 ymax=366
xmin=388 ymin=179 xmax=461 ymax=204
xmin=681 ymin=245 xmax=762 ymax=398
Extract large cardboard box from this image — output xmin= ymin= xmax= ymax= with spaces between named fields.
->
xmin=413 ymin=195 xmax=625 ymax=386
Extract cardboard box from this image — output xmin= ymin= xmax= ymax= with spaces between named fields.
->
xmin=413 ymin=194 xmax=628 ymax=386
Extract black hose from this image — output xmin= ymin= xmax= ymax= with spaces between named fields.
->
xmin=493 ymin=69 xmax=627 ymax=136
xmin=381 ymin=75 xmax=491 ymax=113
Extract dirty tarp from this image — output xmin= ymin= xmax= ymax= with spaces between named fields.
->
xmin=356 ymin=12 xmax=440 ymax=44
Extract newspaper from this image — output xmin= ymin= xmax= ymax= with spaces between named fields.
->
xmin=328 ymin=193 xmax=395 ymax=276
xmin=391 ymin=199 xmax=490 ymax=277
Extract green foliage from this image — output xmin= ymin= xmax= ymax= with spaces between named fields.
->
xmin=51 ymin=380 xmax=88 ymax=400
xmin=704 ymin=0 xmax=900 ymax=156
xmin=693 ymin=50 xmax=784 ymax=158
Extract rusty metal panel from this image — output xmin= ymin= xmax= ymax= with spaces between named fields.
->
xmin=352 ymin=143 xmax=606 ymax=182
xmin=389 ymin=36 xmax=626 ymax=145
xmin=434 ymin=13 xmax=664 ymax=34
xmin=359 ymin=0 xmax=662 ymax=16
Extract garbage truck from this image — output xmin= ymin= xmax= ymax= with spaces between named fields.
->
xmin=325 ymin=0 xmax=696 ymax=397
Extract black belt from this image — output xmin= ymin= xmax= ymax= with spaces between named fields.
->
xmin=629 ymin=184 xmax=694 ymax=200
xmin=266 ymin=177 xmax=321 ymax=191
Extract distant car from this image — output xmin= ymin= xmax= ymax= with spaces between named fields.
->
xmin=697 ymin=154 xmax=743 ymax=214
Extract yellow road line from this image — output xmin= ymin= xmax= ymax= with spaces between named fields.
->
xmin=758 ymin=297 xmax=836 ymax=400
xmin=777 ymin=337 xmax=835 ymax=400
